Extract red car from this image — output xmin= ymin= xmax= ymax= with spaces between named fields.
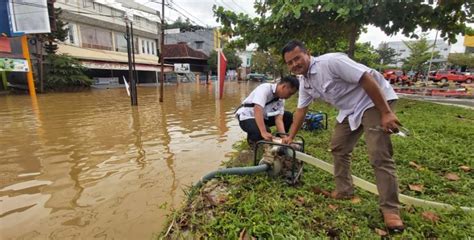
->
xmin=429 ymin=70 xmax=473 ymax=83
xmin=383 ymin=69 xmax=409 ymax=84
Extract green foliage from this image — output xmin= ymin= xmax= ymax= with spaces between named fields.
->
xmin=161 ymin=98 xmax=474 ymax=239
xmin=164 ymin=16 xmax=206 ymax=32
xmin=208 ymin=47 xmax=242 ymax=72
xmin=45 ymin=54 xmax=92 ymax=89
xmin=40 ymin=7 xmax=68 ymax=54
xmin=376 ymin=42 xmax=399 ymax=65
xmin=250 ymin=50 xmax=287 ymax=77
xmin=353 ymin=42 xmax=379 ymax=69
xmin=213 ymin=1 xmax=472 ymax=57
xmin=402 ymin=36 xmax=439 ymax=73
xmin=448 ymin=53 xmax=474 ymax=68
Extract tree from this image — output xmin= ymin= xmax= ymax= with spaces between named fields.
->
xmin=213 ymin=1 xmax=472 ymax=58
xmin=402 ymin=36 xmax=439 ymax=73
xmin=448 ymin=53 xmax=474 ymax=70
xmin=45 ymin=54 xmax=92 ymax=90
xmin=250 ymin=50 xmax=288 ymax=78
xmin=165 ymin=16 xmax=205 ymax=32
xmin=208 ymin=47 xmax=242 ymax=73
xmin=353 ymin=42 xmax=379 ymax=69
xmin=34 ymin=7 xmax=69 ymax=92
xmin=376 ymin=42 xmax=399 ymax=66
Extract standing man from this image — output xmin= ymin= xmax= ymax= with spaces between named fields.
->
xmin=236 ymin=75 xmax=299 ymax=145
xmin=281 ymin=40 xmax=404 ymax=233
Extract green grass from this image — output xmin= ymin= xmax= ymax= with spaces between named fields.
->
xmin=159 ymin=98 xmax=474 ymax=239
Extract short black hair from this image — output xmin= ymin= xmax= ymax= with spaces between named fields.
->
xmin=279 ymin=75 xmax=300 ymax=90
xmin=281 ymin=40 xmax=307 ymax=59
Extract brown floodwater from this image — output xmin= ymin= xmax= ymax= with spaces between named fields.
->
xmin=0 ymin=82 xmax=257 ymax=239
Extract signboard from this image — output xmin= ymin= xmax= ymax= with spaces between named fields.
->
xmin=165 ymin=28 xmax=180 ymax=34
xmin=0 ymin=58 xmax=29 ymax=72
xmin=7 ymin=0 xmax=51 ymax=35
xmin=174 ymin=63 xmax=190 ymax=73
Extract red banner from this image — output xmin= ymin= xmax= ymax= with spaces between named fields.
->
xmin=218 ymin=50 xmax=227 ymax=99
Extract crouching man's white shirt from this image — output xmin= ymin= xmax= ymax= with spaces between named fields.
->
xmin=298 ymin=53 xmax=398 ymax=131
xmin=236 ymin=83 xmax=284 ymax=121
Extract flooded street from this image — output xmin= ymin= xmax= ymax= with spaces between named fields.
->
xmin=0 ymin=82 xmax=257 ymax=239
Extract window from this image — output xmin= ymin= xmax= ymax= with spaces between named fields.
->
xmin=82 ymin=0 xmax=92 ymax=8
xmin=146 ymin=41 xmax=150 ymax=54
xmin=133 ymin=15 xmax=141 ymax=26
xmin=151 ymin=41 xmax=155 ymax=55
xmin=67 ymin=23 xmax=76 ymax=44
xmin=141 ymin=40 xmax=145 ymax=54
xmin=246 ymin=58 xmax=250 ymax=66
xmin=80 ymin=25 xmax=113 ymax=50
xmin=195 ymin=41 xmax=203 ymax=49
xmin=115 ymin=33 xmax=138 ymax=53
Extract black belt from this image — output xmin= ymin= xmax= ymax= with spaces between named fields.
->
xmin=234 ymin=97 xmax=280 ymax=114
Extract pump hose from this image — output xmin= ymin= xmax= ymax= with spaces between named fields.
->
xmin=195 ymin=164 xmax=270 ymax=187
xmin=294 ymin=151 xmax=473 ymax=212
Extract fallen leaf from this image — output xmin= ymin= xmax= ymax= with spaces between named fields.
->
xmin=294 ymin=196 xmax=305 ymax=206
xmin=422 ymin=211 xmax=440 ymax=223
xmin=409 ymin=161 xmax=422 ymax=170
xmin=328 ymin=204 xmax=338 ymax=211
xmin=445 ymin=173 xmax=460 ymax=181
xmin=239 ymin=229 xmax=250 ymax=240
xmin=375 ymin=228 xmax=388 ymax=236
xmin=312 ymin=187 xmax=331 ymax=197
xmin=460 ymin=165 xmax=471 ymax=172
xmin=408 ymin=184 xmax=424 ymax=192
xmin=351 ymin=196 xmax=361 ymax=204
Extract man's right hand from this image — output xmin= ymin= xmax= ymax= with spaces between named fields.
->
xmin=281 ymin=136 xmax=293 ymax=144
xmin=260 ymin=131 xmax=273 ymax=141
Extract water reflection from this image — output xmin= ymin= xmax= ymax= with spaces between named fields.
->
xmin=0 ymin=82 xmax=257 ymax=239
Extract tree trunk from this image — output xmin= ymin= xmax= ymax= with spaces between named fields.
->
xmin=347 ymin=23 xmax=358 ymax=58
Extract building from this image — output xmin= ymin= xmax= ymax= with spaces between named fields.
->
xmin=164 ymin=28 xmax=225 ymax=56
xmin=163 ymin=42 xmax=208 ymax=82
xmin=382 ymin=40 xmax=451 ymax=68
xmin=464 ymin=35 xmax=474 ymax=54
xmin=55 ymin=0 xmax=172 ymax=85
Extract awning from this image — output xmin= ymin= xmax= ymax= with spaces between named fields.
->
xmin=81 ymin=60 xmax=173 ymax=72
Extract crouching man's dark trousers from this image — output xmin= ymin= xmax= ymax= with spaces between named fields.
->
xmin=238 ymin=111 xmax=293 ymax=143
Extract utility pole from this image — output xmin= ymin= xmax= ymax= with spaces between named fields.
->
xmin=130 ymin=22 xmax=139 ymax=86
xmin=159 ymin=0 xmax=165 ymax=102
xmin=426 ymin=30 xmax=438 ymax=82
xmin=125 ymin=19 xmax=138 ymax=105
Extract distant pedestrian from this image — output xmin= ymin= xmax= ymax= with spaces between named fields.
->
xmin=281 ymin=40 xmax=404 ymax=233
xmin=235 ymin=76 xmax=299 ymax=145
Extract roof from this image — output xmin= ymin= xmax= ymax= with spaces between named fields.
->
xmin=163 ymin=43 xmax=208 ymax=60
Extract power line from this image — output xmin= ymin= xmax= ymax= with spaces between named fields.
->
xmin=216 ymin=0 xmax=237 ymax=12
xmin=229 ymin=0 xmax=250 ymax=14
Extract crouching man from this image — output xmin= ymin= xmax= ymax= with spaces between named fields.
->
xmin=236 ymin=75 xmax=299 ymax=145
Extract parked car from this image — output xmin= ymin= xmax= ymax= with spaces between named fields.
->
xmin=246 ymin=73 xmax=267 ymax=82
xmin=430 ymin=70 xmax=473 ymax=83
xmin=383 ymin=69 xmax=408 ymax=84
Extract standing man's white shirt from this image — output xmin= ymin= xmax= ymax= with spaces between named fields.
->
xmin=298 ymin=53 xmax=398 ymax=130
xmin=236 ymin=83 xmax=285 ymax=121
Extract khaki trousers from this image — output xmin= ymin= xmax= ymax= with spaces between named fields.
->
xmin=330 ymin=101 xmax=400 ymax=213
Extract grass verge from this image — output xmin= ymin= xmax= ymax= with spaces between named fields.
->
xmin=158 ymin=98 xmax=474 ymax=239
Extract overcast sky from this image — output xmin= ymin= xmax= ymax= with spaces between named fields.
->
xmin=140 ymin=0 xmax=468 ymax=53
